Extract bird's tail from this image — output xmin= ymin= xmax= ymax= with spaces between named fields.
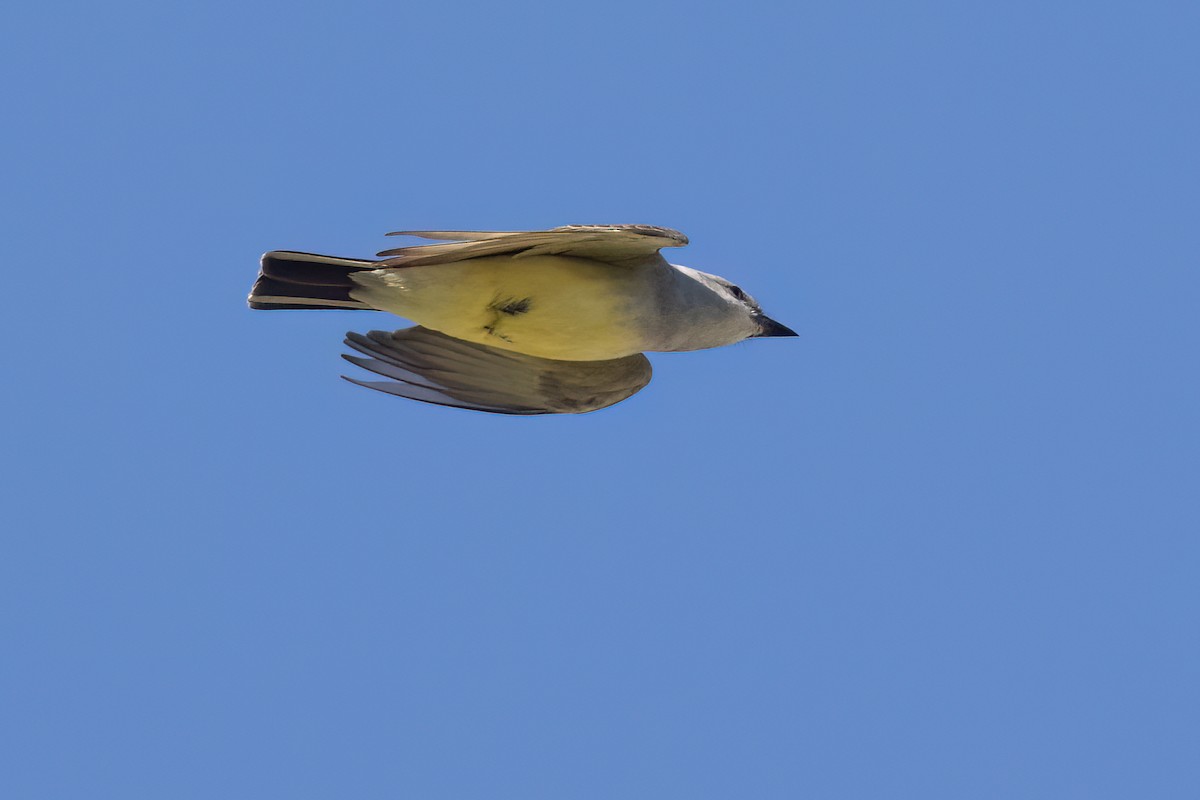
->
xmin=248 ymin=251 xmax=379 ymax=310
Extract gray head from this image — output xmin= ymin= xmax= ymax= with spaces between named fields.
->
xmin=704 ymin=272 xmax=798 ymax=339
xmin=667 ymin=265 xmax=797 ymax=350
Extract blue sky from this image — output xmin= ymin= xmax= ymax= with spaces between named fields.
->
xmin=4 ymin=1 xmax=1198 ymax=797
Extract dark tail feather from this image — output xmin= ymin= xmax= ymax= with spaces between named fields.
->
xmin=248 ymin=251 xmax=379 ymax=310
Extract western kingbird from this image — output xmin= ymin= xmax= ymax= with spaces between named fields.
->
xmin=248 ymin=225 xmax=796 ymax=414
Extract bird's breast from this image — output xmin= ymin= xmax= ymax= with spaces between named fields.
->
xmin=350 ymin=255 xmax=652 ymax=361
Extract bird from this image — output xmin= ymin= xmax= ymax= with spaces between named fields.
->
xmin=247 ymin=224 xmax=796 ymax=414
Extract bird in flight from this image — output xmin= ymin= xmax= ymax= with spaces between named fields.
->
xmin=248 ymin=224 xmax=796 ymax=414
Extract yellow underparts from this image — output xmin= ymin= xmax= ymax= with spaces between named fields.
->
xmin=349 ymin=255 xmax=646 ymax=361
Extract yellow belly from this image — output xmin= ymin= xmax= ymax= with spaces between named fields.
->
xmin=349 ymin=255 xmax=646 ymax=361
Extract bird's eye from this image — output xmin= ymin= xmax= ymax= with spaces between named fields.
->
xmin=728 ymin=285 xmax=747 ymax=301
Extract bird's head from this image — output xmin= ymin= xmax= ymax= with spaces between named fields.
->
xmin=704 ymin=274 xmax=798 ymax=340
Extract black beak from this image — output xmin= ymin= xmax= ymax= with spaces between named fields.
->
xmin=754 ymin=314 xmax=798 ymax=338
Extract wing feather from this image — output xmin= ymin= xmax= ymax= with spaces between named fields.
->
xmin=341 ymin=326 xmax=652 ymax=414
xmin=375 ymin=224 xmax=688 ymax=268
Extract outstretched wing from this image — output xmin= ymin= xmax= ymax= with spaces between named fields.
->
xmin=342 ymin=327 xmax=652 ymax=415
xmin=374 ymin=224 xmax=688 ymax=268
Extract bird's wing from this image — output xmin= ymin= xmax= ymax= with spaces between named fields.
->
xmin=341 ymin=327 xmax=652 ymax=415
xmin=374 ymin=225 xmax=688 ymax=268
